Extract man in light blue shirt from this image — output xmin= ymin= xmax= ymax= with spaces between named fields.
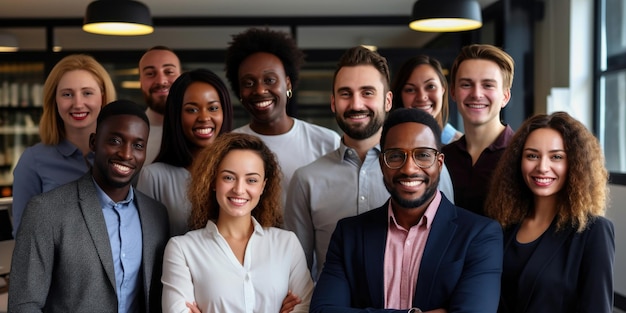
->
xmin=9 ymin=100 xmax=169 ymax=313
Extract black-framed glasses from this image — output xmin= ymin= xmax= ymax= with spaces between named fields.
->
xmin=382 ymin=147 xmax=440 ymax=169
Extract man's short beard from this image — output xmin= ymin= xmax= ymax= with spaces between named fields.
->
xmin=336 ymin=110 xmax=384 ymax=140
xmin=386 ymin=174 xmax=439 ymax=209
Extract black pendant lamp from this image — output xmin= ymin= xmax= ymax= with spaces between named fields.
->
xmin=409 ymin=0 xmax=483 ymax=32
xmin=83 ymin=0 xmax=154 ymax=36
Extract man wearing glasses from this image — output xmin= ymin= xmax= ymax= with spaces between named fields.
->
xmin=310 ymin=108 xmax=503 ymax=313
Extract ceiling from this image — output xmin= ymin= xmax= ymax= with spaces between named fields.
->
xmin=0 ymin=0 xmax=499 ymax=51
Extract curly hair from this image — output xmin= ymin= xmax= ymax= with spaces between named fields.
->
xmin=391 ymin=55 xmax=449 ymax=128
xmin=40 ymin=54 xmax=116 ymax=145
xmin=154 ymin=68 xmax=234 ymax=168
xmin=188 ymin=133 xmax=283 ymax=230
xmin=449 ymin=44 xmax=515 ymax=91
xmin=224 ymin=28 xmax=305 ymax=97
xmin=485 ymin=112 xmax=609 ymax=232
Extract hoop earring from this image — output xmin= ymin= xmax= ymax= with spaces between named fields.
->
xmin=286 ymin=89 xmax=293 ymax=99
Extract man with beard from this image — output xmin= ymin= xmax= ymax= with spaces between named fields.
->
xmin=139 ymin=46 xmax=181 ymax=163
xmin=310 ymin=108 xmax=503 ymax=313
xmin=9 ymin=100 xmax=169 ymax=313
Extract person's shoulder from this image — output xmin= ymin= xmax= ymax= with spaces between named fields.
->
xmin=232 ymin=124 xmax=253 ymax=134
xmin=293 ymin=149 xmax=339 ymax=174
xmin=135 ymin=188 xmax=167 ymax=210
xmin=584 ymin=215 xmax=615 ymax=235
xmin=447 ymin=201 xmax=500 ymax=228
xmin=295 ymin=119 xmax=340 ymax=137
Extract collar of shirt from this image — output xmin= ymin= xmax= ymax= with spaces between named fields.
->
xmin=57 ymin=138 xmax=95 ymax=162
xmin=387 ymin=191 xmax=442 ymax=231
xmin=92 ymin=177 xmax=135 ymax=208
xmin=205 ymin=216 xmax=265 ymax=238
xmin=339 ymin=140 xmax=381 ymax=163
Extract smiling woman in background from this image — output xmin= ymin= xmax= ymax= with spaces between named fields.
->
xmin=391 ymin=55 xmax=462 ymax=144
xmin=485 ymin=111 xmax=614 ymax=313
xmin=137 ymin=68 xmax=234 ymax=236
xmin=11 ymin=54 xmax=116 ymax=237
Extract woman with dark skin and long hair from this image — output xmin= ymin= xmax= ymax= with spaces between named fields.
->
xmin=137 ymin=68 xmax=233 ymax=236
xmin=485 ymin=111 xmax=614 ymax=313
xmin=161 ymin=133 xmax=313 ymax=313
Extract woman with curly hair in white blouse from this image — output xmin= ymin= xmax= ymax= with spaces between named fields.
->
xmin=161 ymin=132 xmax=313 ymax=313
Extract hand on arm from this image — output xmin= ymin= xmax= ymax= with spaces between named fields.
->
xmin=280 ymin=290 xmax=302 ymax=313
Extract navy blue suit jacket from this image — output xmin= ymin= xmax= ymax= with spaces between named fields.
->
xmin=499 ymin=216 xmax=614 ymax=313
xmin=310 ymin=194 xmax=503 ymax=313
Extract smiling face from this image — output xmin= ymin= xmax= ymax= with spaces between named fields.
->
xmin=90 ymin=114 xmax=149 ymax=201
xmin=215 ymin=149 xmax=267 ymax=221
xmin=451 ymin=59 xmax=511 ymax=128
xmin=56 ymin=70 xmax=103 ymax=133
xmin=139 ymin=49 xmax=181 ymax=114
xmin=237 ymin=52 xmax=292 ymax=126
xmin=401 ymin=64 xmax=445 ymax=119
xmin=381 ymin=122 xmax=443 ymax=211
xmin=181 ymin=81 xmax=224 ymax=153
xmin=521 ymin=128 xmax=568 ymax=201
xmin=331 ymin=65 xmax=392 ymax=140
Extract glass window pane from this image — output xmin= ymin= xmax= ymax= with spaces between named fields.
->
xmin=605 ymin=0 xmax=626 ymax=59
xmin=599 ymin=70 xmax=626 ymax=173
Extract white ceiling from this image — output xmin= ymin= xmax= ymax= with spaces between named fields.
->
xmin=0 ymin=0 xmax=499 ymax=51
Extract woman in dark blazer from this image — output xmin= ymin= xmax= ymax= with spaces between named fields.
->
xmin=485 ymin=111 xmax=614 ymax=313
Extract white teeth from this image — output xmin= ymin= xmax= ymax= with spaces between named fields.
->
xmin=230 ymin=197 xmax=247 ymax=204
xmin=195 ymin=128 xmax=214 ymax=135
xmin=72 ymin=113 xmax=87 ymax=118
xmin=113 ymin=163 xmax=131 ymax=173
xmin=467 ymin=104 xmax=487 ymax=109
xmin=255 ymin=100 xmax=272 ymax=108
xmin=400 ymin=181 xmax=422 ymax=187
xmin=350 ymin=114 xmax=368 ymax=119
xmin=534 ymin=178 xmax=554 ymax=183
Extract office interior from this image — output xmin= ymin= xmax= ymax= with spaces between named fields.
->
xmin=0 ymin=0 xmax=625 ymax=311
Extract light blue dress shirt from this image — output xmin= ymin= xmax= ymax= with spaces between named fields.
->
xmin=11 ymin=139 xmax=94 ymax=237
xmin=94 ymin=181 xmax=143 ymax=313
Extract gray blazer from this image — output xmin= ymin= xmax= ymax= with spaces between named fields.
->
xmin=8 ymin=173 xmax=169 ymax=313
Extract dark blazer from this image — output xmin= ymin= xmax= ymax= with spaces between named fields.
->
xmin=8 ymin=173 xmax=169 ymax=313
xmin=499 ymin=217 xmax=614 ymax=313
xmin=310 ymin=194 xmax=503 ymax=313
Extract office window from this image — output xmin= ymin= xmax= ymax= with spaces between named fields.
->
xmin=597 ymin=0 xmax=626 ymax=181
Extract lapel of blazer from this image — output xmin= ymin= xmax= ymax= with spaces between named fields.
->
xmin=512 ymin=220 xmax=574 ymax=312
xmin=414 ymin=196 xmax=457 ymax=303
xmin=362 ymin=202 xmax=391 ymax=308
xmin=135 ymin=193 xmax=152 ymax=294
xmin=77 ymin=173 xmax=117 ymax=290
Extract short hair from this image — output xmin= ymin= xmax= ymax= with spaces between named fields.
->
xmin=449 ymin=44 xmax=515 ymax=90
xmin=485 ymin=112 xmax=609 ymax=232
xmin=96 ymin=99 xmax=149 ymax=131
xmin=155 ymin=68 xmax=234 ymax=168
xmin=225 ymin=28 xmax=305 ymax=97
xmin=380 ymin=107 xmax=442 ymax=150
xmin=188 ymin=133 xmax=283 ymax=230
xmin=391 ymin=55 xmax=449 ymax=128
xmin=333 ymin=46 xmax=391 ymax=92
xmin=40 ymin=54 xmax=116 ymax=145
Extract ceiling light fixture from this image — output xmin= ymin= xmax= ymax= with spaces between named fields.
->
xmin=0 ymin=33 xmax=19 ymax=52
xmin=83 ymin=0 xmax=154 ymax=36
xmin=409 ymin=0 xmax=483 ymax=32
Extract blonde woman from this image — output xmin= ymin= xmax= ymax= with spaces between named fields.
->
xmin=12 ymin=54 xmax=115 ymax=237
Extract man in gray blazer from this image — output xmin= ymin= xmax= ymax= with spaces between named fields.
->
xmin=8 ymin=100 xmax=169 ymax=313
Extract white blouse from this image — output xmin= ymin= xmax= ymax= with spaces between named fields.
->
xmin=161 ymin=218 xmax=314 ymax=313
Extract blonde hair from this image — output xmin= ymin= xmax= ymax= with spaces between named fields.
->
xmin=485 ymin=112 xmax=609 ymax=232
xmin=450 ymin=44 xmax=515 ymax=91
xmin=188 ymin=133 xmax=283 ymax=230
xmin=39 ymin=54 xmax=116 ymax=145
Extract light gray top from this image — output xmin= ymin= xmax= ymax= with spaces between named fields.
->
xmin=137 ymin=162 xmax=191 ymax=236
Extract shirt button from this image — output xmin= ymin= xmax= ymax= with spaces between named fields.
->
xmin=360 ymin=196 xmax=365 ymax=201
